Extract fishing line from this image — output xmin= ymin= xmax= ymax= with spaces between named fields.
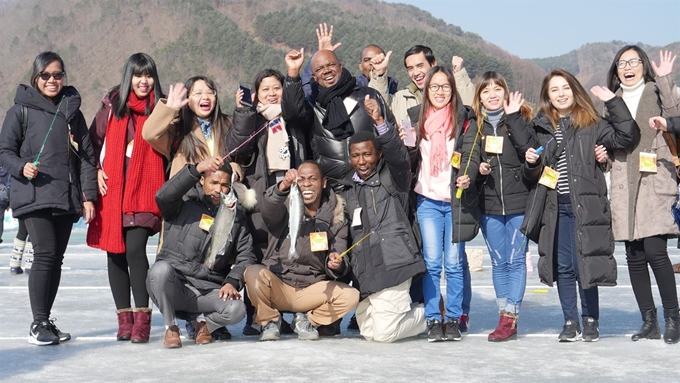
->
xmin=28 ymin=95 xmax=65 ymax=180
xmin=222 ymin=122 xmax=269 ymax=161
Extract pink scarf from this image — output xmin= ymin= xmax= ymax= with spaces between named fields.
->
xmin=424 ymin=105 xmax=452 ymax=177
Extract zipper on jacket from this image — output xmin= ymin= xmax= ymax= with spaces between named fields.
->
xmin=370 ymin=189 xmax=377 ymax=214
xmin=494 ymin=125 xmax=505 ymax=215
xmin=66 ymin=120 xmax=72 ymax=183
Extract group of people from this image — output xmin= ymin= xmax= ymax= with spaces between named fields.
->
xmin=1 ymin=23 xmax=679 ymax=348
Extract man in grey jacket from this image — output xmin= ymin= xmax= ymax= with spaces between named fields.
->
xmin=146 ymin=156 xmax=256 ymax=348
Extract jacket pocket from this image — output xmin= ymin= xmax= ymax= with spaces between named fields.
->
xmin=378 ymin=230 xmax=418 ymax=271
xmin=9 ymin=179 xmax=35 ymax=211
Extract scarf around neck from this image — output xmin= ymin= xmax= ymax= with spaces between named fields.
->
xmin=87 ymin=91 xmax=165 ymax=253
xmin=316 ymin=67 xmax=356 ymax=140
xmin=257 ymin=103 xmax=291 ymax=173
xmin=424 ymin=105 xmax=453 ymax=177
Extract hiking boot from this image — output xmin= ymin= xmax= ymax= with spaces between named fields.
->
xmin=664 ymin=308 xmax=680 ymax=344
xmin=10 ymin=266 xmax=23 ymax=275
xmin=631 ymin=309 xmax=661 ymax=341
xmin=28 ymin=320 xmax=59 ymax=346
xmin=427 ymin=319 xmax=444 ymax=342
xmin=242 ymin=322 xmax=261 ymax=336
xmin=444 ymin=318 xmax=462 ymax=341
xmin=259 ymin=319 xmax=281 ymax=341
xmin=459 ymin=314 xmax=469 ymax=333
xmin=347 ymin=314 xmax=359 ymax=330
xmin=488 ymin=311 xmax=518 ymax=342
xmin=293 ymin=313 xmax=319 ymax=340
xmin=116 ymin=309 xmax=134 ymax=341
xmin=49 ymin=318 xmax=71 ymax=342
xmin=212 ymin=326 xmax=232 ymax=341
xmin=558 ymin=320 xmax=582 ymax=342
xmin=582 ymin=317 xmax=599 ymax=342
xmin=194 ymin=321 xmax=213 ymax=345
xmin=163 ymin=325 xmax=182 ymax=348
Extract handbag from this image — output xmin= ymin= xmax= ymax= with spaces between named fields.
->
xmin=662 ymin=131 xmax=680 ymax=228
xmin=520 ymin=127 xmax=576 ymax=242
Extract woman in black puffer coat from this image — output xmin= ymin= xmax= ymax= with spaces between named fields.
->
xmin=0 ymin=51 xmax=98 ymax=346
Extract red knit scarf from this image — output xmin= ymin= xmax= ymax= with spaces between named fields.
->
xmin=87 ymin=91 xmax=164 ymax=253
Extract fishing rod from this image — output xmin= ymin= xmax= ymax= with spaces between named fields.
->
xmin=28 ymin=95 xmax=65 ymax=181
xmin=222 ymin=121 xmax=270 ymax=161
xmin=455 ymin=121 xmax=482 ymax=199
xmin=335 ymin=231 xmax=372 ymax=261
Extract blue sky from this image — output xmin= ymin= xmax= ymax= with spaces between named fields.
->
xmin=385 ymin=0 xmax=680 ymax=58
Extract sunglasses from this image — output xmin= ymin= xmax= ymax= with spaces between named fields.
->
xmin=38 ymin=71 xmax=65 ymax=81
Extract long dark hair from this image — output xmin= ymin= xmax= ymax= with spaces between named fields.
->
xmin=418 ymin=66 xmax=458 ymax=140
xmin=178 ymin=76 xmax=230 ymax=164
xmin=539 ymin=69 xmax=599 ymax=130
xmin=110 ymin=53 xmax=164 ymax=119
xmin=606 ymin=45 xmax=655 ymax=92
xmin=30 ymin=51 xmax=66 ymax=98
xmin=252 ymin=69 xmax=285 ymax=105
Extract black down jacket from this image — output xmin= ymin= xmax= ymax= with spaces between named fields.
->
xmin=282 ymin=75 xmax=395 ymax=192
xmin=507 ymin=97 xmax=639 ymax=288
xmin=0 ymin=85 xmax=97 ymax=218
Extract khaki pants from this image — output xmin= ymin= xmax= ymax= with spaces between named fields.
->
xmin=244 ymin=265 xmax=359 ymax=327
xmin=355 ymin=278 xmax=426 ymax=343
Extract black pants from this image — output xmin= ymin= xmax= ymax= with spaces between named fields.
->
xmin=625 ymin=235 xmax=679 ymax=312
xmin=24 ymin=210 xmax=75 ymax=322
xmin=17 ymin=218 xmax=29 ymax=241
xmin=107 ymin=227 xmax=151 ymax=310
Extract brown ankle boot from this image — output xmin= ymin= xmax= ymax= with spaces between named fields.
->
xmin=194 ymin=321 xmax=213 ymax=345
xmin=488 ymin=311 xmax=518 ymax=342
xmin=163 ymin=325 xmax=182 ymax=348
xmin=116 ymin=309 xmax=134 ymax=341
xmin=131 ymin=308 xmax=152 ymax=343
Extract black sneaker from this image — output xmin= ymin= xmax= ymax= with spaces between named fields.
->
xmin=49 ymin=319 xmax=71 ymax=342
xmin=10 ymin=266 xmax=23 ymax=275
xmin=29 ymin=321 xmax=59 ymax=346
xmin=558 ymin=320 xmax=582 ymax=342
xmin=280 ymin=317 xmax=295 ymax=335
xmin=582 ymin=317 xmax=599 ymax=342
xmin=427 ymin=319 xmax=444 ymax=342
xmin=242 ymin=322 xmax=261 ymax=336
xmin=347 ymin=314 xmax=359 ymax=330
xmin=212 ymin=326 xmax=232 ymax=341
xmin=444 ymin=318 xmax=462 ymax=341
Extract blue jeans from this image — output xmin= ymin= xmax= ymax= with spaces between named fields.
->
xmin=481 ymin=213 xmax=527 ymax=314
xmin=555 ymin=203 xmax=599 ymax=322
xmin=417 ymin=195 xmax=468 ymax=321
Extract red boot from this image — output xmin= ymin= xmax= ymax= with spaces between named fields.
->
xmin=131 ymin=308 xmax=152 ymax=343
xmin=488 ymin=311 xmax=518 ymax=342
xmin=116 ymin=309 xmax=134 ymax=341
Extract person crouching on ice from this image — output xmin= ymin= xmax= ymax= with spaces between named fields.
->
xmin=244 ymin=161 xmax=360 ymax=341
xmin=146 ymin=156 xmax=256 ymax=348
xmin=343 ymin=96 xmax=427 ymax=343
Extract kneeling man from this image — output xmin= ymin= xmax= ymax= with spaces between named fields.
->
xmin=147 ymin=157 xmax=255 ymax=348
xmin=245 ymin=161 xmax=359 ymax=341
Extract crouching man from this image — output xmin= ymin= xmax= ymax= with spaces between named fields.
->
xmin=343 ymin=97 xmax=427 ymax=343
xmin=147 ymin=156 xmax=256 ymax=348
xmin=244 ymin=161 xmax=359 ymax=341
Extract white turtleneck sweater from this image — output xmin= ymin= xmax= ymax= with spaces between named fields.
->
xmin=620 ymin=79 xmax=645 ymax=119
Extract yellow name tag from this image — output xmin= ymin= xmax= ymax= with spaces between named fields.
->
xmin=199 ymin=214 xmax=214 ymax=232
xmin=538 ymin=166 xmax=560 ymax=189
xmin=126 ymin=140 xmax=134 ymax=158
xmin=450 ymin=151 xmax=462 ymax=169
xmin=310 ymin=232 xmax=329 ymax=252
xmin=484 ymin=136 xmax=504 ymax=154
xmin=639 ymin=152 xmax=657 ymax=173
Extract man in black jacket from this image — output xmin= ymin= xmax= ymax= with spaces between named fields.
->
xmin=146 ymin=156 xmax=256 ymax=348
xmin=343 ymin=97 xmax=427 ymax=343
xmin=282 ymin=48 xmax=395 ymax=192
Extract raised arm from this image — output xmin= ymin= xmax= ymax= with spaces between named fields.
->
xmin=142 ymin=83 xmax=188 ymax=159
xmin=452 ymin=56 xmax=475 ymax=106
xmin=590 ymin=86 xmax=640 ymax=150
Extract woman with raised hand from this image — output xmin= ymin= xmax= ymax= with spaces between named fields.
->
xmin=0 ymin=51 xmax=97 ymax=346
xmin=511 ymin=69 xmax=639 ymax=343
xmin=228 ymin=68 xmax=310 ymax=336
xmin=86 ymin=53 xmax=164 ymax=344
xmin=473 ymin=71 xmax=533 ymax=342
xmin=143 ymin=75 xmax=242 ymax=341
xmin=410 ymin=66 xmax=479 ymax=342
xmin=606 ymin=47 xmax=680 ymax=344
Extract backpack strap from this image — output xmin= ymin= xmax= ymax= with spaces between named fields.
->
xmin=20 ymin=105 xmax=28 ymax=140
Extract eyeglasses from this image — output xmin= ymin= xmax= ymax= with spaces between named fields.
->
xmin=190 ymin=90 xmax=217 ymax=98
xmin=616 ymin=58 xmax=642 ymax=69
xmin=38 ymin=71 xmax=65 ymax=81
xmin=428 ymin=84 xmax=452 ymax=93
